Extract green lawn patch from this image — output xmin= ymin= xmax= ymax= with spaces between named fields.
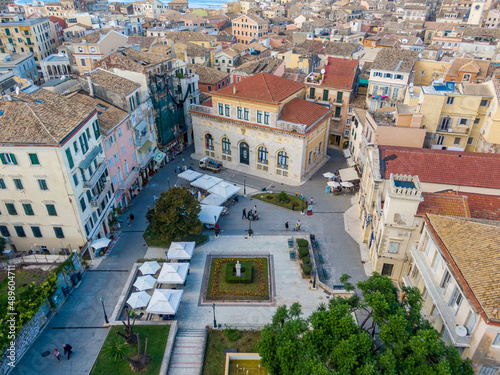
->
xmin=91 ymin=325 xmax=170 ymax=375
xmin=143 ymin=224 xmax=208 ymax=247
xmin=206 ymin=257 xmax=269 ymax=301
xmin=0 ymin=269 xmax=50 ymax=314
xmin=253 ymin=192 xmax=306 ymax=211
xmin=203 ymin=329 xmax=261 ymax=375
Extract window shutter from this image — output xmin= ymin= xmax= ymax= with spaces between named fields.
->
xmin=65 ymin=148 xmax=74 ymax=169
xmin=448 ymin=286 xmax=458 ymax=306
xmin=0 ymin=154 xmax=5 ymax=165
xmin=10 ymin=154 xmax=17 ymax=165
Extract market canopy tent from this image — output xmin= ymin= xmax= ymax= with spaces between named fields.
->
xmin=167 ymin=242 xmax=195 ymax=260
xmin=91 ymin=237 xmax=111 ymax=250
xmin=157 ymin=263 xmax=189 ymax=284
xmin=346 ymin=157 xmax=355 ymax=167
xmin=327 ymin=181 xmax=341 ymax=188
xmin=146 ymin=289 xmax=184 ymax=315
xmin=199 ymin=204 xmax=224 ymax=225
xmin=201 ymin=194 xmax=226 ymax=206
xmin=133 ymin=275 xmax=157 ymax=291
xmin=339 ymin=167 xmax=359 ymax=182
xmin=191 ymin=174 xmax=222 ymax=190
xmin=341 ymin=181 xmax=354 ymax=188
xmin=323 ymin=172 xmax=336 ymax=179
xmin=343 ymin=149 xmax=352 ymax=158
xmin=126 ymin=291 xmax=151 ymax=309
xmin=207 ymin=181 xmax=241 ymax=200
xmin=178 ymin=170 xmax=202 ymax=182
xmin=139 ymin=261 xmax=161 ymax=275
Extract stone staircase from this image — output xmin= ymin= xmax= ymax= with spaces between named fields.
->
xmin=167 ymin=328 xmax=207 ymax=375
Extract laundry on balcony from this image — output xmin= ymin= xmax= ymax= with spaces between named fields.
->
xmin=79 ymin=145 xmax=102 ymax=170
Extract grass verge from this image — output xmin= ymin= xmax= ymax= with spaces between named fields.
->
xmin=202 ymin=329 xmax=261 ymax=375
xmin=253 ymin=192 xmax=306 ymax=211
xmin=143 ymin=225 xmax=208 ymax=247
xmin=91 ymin=325 xmax=170 ymax=375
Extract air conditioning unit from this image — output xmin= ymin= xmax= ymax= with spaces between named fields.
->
xmin=480 ymin=129 xmax=485 ymax=134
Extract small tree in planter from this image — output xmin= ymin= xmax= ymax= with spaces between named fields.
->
xmin=302 ymin=263 xmax=312 ymax=275
xmin=298 ymin=247 xmax=309 ymax=258
xmin=276 ymin=191 xmax=291 ymax=204
xmin=124 ymin=333 xmax=150 ymax=372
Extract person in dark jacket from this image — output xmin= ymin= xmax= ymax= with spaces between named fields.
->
xmin=63 ymin=344 xmax=73 ymax=360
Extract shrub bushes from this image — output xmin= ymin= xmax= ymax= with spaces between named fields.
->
xmin=223 ymin=328 xmax=242 ymax=341
xmin=297 ymin=239 xmax=309 ymax=248
xmin=303 ymin=256 xmax=310 ymax=264
xmin=276 ymin=191 xmax=291 ymax=204
xmin=298 ymin=246 xmax=309 ymax=258
xmin=302 ymin=263 xmax=312 ymax=275
xmin=225 ymin=262 xmax=253 ymax=283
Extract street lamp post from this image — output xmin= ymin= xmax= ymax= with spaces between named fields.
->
xmin=212 ymin=303 xmax=217 ymax=328
xmin=302 ymin=197 xmax=305 ymax=214
xmin=243 ymin=176 xmax=246 ymax=195
xmin=312 ymin=264 xmax=317 ymax=289
xmin=182 ymin=158 xmax=185 ymax=169
xmin=100 ymin=297 xmax=109 ymax=324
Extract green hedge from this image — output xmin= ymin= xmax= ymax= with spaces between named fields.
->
xmin=303 ymin=256 xmax=310 ymax=264
xmin=302 ymin=263 xmax=312 ymax=275
xmin=298 ymin=246 xmax=309 ymax=258
xmin=225 ymin=262 xmax=253 ymax=283
xmin=297 ymin=239 xmax=309 ymax=248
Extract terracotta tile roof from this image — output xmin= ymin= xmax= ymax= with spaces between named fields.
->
xmin=71 ymin=28 xmax=123 ymax=44
xmin=379 ymin=146 xmax=500 ymax=189
xmin=371 ymin=48 xmax=419 ymax=73
xmin=89 ymin=68 xmax=140 ymax=96
xmin=121 ymin=48 xmax=170 ymax=66
xmin=322 ymin=57 xmax=358 ymax=89
xmin=233 ymin=58 xmax=283 ymax=75
xmin=0 ymin=89 xmax=95 ymax=145
xmin=458 ymin=192 xmax=500 ymax=221
xmin=216 ymin=72 xmax=304 ymax=104
xmin=446 ymin=58 xmax=491 ymax=81
xmin=167 ymin=31 xmax=216 ymax=43
xmin=279 ymin=98 xmax=330 ymax=126
xmin=188 ymin=64 xmax=229 ymax=85
xmin=127 ymin=36 xmax=157 ymax=51
xmin=426 ymin=214 xmax=500 ymax=323
xmin=416 ymin=192 xmax=470 ymax=218
xmin=69 ymin=92 xmax=129 ymax=133
xmin=294 ymin=40 xmax=360 ymax=57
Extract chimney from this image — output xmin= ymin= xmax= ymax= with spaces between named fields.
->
xmin=87 ymin=75 xmax=94 ymax=98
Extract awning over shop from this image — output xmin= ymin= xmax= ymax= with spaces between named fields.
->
xmin=346 ymin=157 xmax=355 ymax=167
xmin=153 ymin=150 xmax=166 ymax=164
xmin=79 ymin=145 xmax=102 ymax=170
xmin=139 ymin=140 xmax=153 ymax=154
xmin=342 ymin=149 xmax=351 ymax=158
xmin=339 ymin=167 xmax=359 ymax=182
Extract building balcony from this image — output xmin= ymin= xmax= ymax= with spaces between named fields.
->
xmin=135 ymin=131 xmax=151 ymax=147
xmin=90 ymin=181 xmax=111 ymax=208
xmin=406 ymin=247 xmax=472 ymax=347
xmin=139 ymin=147 xmax=155 ymax=169
xmin=436 ymin=127 xmax=469 ymax=135
xmin=83 ymin=157 xmax=107 ymax=188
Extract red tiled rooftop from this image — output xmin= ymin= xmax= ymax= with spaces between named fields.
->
xmin=379 ymin=146 xmax=500 ymax=189
xmin=216 ymin=72 xmax=304 ymax=104
xmin=279 ymin=98 xmax=330 ymax=126
xmin=416 ymin=192 xmax=470 ymax=218
xmin=322 ymin=57 xmax=358 ymax=89
xmin=459 ymin=192 xmax=500 ymax=221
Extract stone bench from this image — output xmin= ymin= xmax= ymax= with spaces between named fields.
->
xmin=317 ymin=254 xmax=324 ymax=264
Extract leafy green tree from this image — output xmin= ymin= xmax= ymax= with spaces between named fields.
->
xmin=151 ymin=187 xmax=203 ymax=243
xmin=258 ymin=273 xmax=474 ymax=375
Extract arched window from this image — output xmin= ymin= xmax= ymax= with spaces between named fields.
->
xmin=205 ymin=133 xmax=214 ymax=150
xmin=257 ymin=146 xmax=268 ymax=165
xmin=221 ymin=137 xmax=231 ymax=155
xmin=277 ymin=151 xmax=289 ymax=170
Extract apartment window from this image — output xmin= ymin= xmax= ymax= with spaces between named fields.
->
xmin=381 ymin=263 xmax=394 ymax=277
xmin=80 ymin=58 xmax=86 ymax=67
xmin=244 ymin=108 xmax=249 ymax=121
xmin=225 ymin=104 xmax=230 ymax=117
xmin=0 ymin=153 xmax=17 ymax=165
xmin=480 ymin=99 xmax=490 ymax=107
xmin=0 ymin=178 xmax=5 ymax=189
xmin=395 ymin=74 xmax=403 ymax=80
xmin=0 ymin=226 xmax=10 ymax=237
xmin=31 ymin=226 xmax=42 ymax=238
xmin=218 ymin=103 xmax=223 ymax=115
xmin=420 ymin=71 xmax=424 ymax=76
xmin=121 ymin=146 xmax=125 ymax=156
xmin=29 ymin=153 xmax=40 ymax=165
xmin=310 ymin=87 xmax=315 ymax=98
xmin=93 ymin=120 xmax=100 ymax=139
xmin=458 ymin=118 xmax=469 ymax=125
xmin=446 ymin=97 xmax=454 ymax=105
xmin=439 ymin=117 xmax=452 ymax=131
xmin=80 ymin=197 xmax=86 ymax=212
xmin=22 ymin=203 xmax=34 ymax=216
xmin=474 ymin=118 xmax=480 ymax=124
xmin=322 ymin=89 xmax=329 ymax=101
xmin=46 ymin=204 xmax=57 ymax=216
xmin=14 ymin=226 xmax=26 ymax=237
xmin=383 ymin=73 xmax=392 ymax=79
xmin=467 ymin=137 xmax=474 ymax=145
xmin=479 ymin=366 xmax=499 ymax=375
xmin=114 ymin=153 xmax=118 ymax=163
xmin=492 ymin=333 xmax=500 ymax=348
xmin=38 ymin=179 xmax=48 ymax=190
xmin=453 ymin=137 xmax=461 ymax=145
xmin=237 ymin=106 xmax=242 ymax=119
xmin=372 ymin=85 xmax=379 ymax=95
xmin=257 ymin=111 xmax=262 ymax=123
xmin=72 ymin=174 xmax=79 ymax=187
xmin=277 ymin=151 xmax=289 ymax=170
xmin=205 ymin=133 xmax=214 ymax=150
xmin=373 ymin=71 xmax=382 ymax=77
xmin=5 ymin=203 xmax=17 ymax=215
xmin=222 ymin=137 xmax=231 ymax=155
xmin=135 ymin=92 xmax=140 ymax=106
xmin=387 ymin=241 xmax=400 ymax=254
xmin=54 ymin=227 xmax=64 ymax=239
xmin=13 ymin=179 xmax=23 ymax=190
xmin=437 ymin=136 xmax=444 ymax=145
xmin=264 ymin=112 xmax=270 ymax=125
xmin=462 ymin=73 xmax=471 ymax=82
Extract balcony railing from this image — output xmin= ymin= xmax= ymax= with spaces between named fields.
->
xmin=139 ymin=148 xmax=155 ymax=169
xmin=135 ymin=132 xmax=151 ymax=147
xmin=90 ymin=182 xmax=111 ymax=208
xmin=190 ymin=104 xmax=212 ymax=115
xmin=83 ymin=158 xmax=107 ymax=188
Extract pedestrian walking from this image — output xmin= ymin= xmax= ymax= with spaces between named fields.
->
xmin=248 ymin=209 xmax=253 ymax=220
xmin=297 ymin=220 xmax=302 ymax=230
xmin=285 ymin=222 xmax=289 ymax=231
xmin=254 ymin=205 xmax=257 ymax=212
xmin=53 ymin=349 xmax=61 ymax=363
xmin=292 ymin=203 xmax=295 ymax=211
xmin=242 ymin=208 xmax=247 ymax=219
xmin=130 ymin=213 xmax=135 ymax=224
xmin=63 ymin=344 xmax=73 ymax=360
xmin=127 ymin=216 xmax=131 ymax=226
xmin=310 ymin=197 xmax=314 ymax=205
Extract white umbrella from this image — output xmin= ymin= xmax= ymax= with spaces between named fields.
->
xmin=327 ymin=181 xmax=341 ymax=187
xmin=126 ymin=291 xmax=151 ymax=309
xmin=199 ymin=204 xmax=224 ymax=225
xmin=207 ymin=181 xmax=241 ymax=200
xmin=167 ymin=242 xmax=195 ymax=260
xmin=157 ymin=263 xmax=189 ymax=284
xmin=178 ymin=169 xmax=202 ymax=182
xmin=91 ymin=237 xmax=111 ymax=250
xmin=133 ymin=275 xmax=157 ymax=290
xmin=139 ymin=261 xmax=161 ymax=275
xmin=341 ymin=181 xmax=354 ymax=188
xmin=323 ymin=172 xmax=336 ymax=178
xmin=146 ymin=289 xmax=184 ymax=315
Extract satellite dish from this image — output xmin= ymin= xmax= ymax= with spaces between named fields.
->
xmin=321 ymin=69 xmax=325 ymax=74
xmin=455 ymin=325 xmax=467 ymax=337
